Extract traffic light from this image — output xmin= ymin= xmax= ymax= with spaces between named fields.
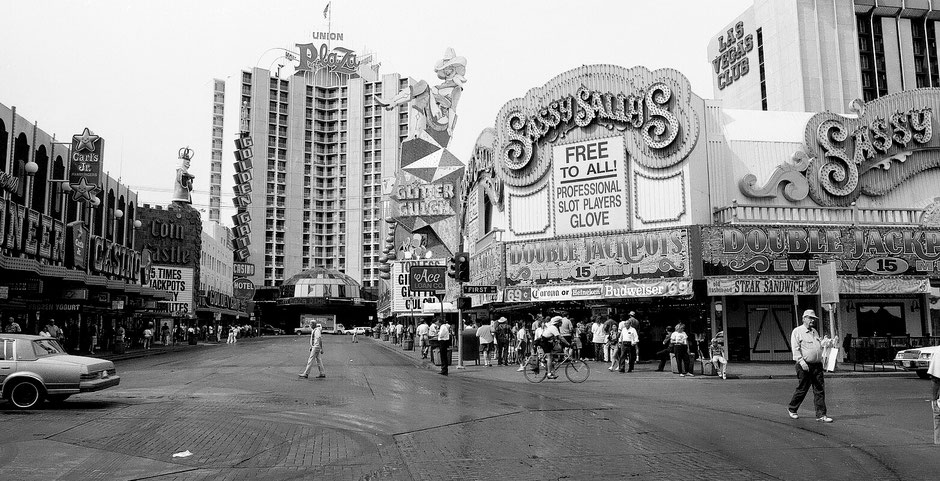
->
xmin=455 ymin=252 xmax=470 ymax=282
xmin=447 ymin=255 xmax=458 ymax=279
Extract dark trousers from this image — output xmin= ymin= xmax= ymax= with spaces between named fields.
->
xmin=496 ymin=343 xmax=509 ymax=365
xmin=429 ymin=339 xmax=439 ymax=364
xmin=788 ymin=362 xmax=827 ymax=417
xmin=656 ymin=348 xmax=670 ymax=371
xmin=618 ymin=343 xmax=636 ymax=372
xmin=439 ymin=340 xmax=450 ymax=374
xmin=594 ymin=342 xmax=605 ymax=361
xmin=674 ymin=344 xmax=691 ymax=374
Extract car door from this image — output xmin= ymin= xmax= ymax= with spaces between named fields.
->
xmin=0 ymin=339 xmax=14 ymax=384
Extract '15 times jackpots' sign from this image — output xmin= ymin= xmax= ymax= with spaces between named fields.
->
xmin=701 ymin=225 xmax=940 ymax=277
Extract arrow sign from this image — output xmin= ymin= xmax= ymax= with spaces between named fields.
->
xmin=463 ymin=285 xmax=497 ymax=295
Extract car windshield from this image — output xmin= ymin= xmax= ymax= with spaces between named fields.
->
xmin=32 ymin=339 xmax=65 ymax=357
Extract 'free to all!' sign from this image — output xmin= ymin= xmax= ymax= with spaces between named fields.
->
xmin=553 ymin=136 xmax=628 ymax=236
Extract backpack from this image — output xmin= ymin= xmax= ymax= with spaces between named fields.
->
xmin=496 ymin=324 xmax=511 ymax=343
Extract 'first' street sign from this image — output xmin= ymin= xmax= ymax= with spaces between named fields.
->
xmin=463 ymin=285 xmax=497 ymax=295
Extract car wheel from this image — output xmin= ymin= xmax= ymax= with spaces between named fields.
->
xmin=917 ymin=369 xmax=930 ymax=379
xmin=8 ymin=380 xmax=45 ymax=410
xmin=47 ymin=394 xmax=71 ymax=404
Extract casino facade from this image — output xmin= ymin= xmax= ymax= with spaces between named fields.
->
xmin=458 ymin=0 xmax=940 ymax=362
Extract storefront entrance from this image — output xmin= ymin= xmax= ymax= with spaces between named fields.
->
xmin=747 ymin=304 xmax=795 ymax=362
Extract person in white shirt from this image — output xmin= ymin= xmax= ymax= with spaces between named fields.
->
xmin=437 ymin=319 xmax=451 ymax=376
xmin=476 ymin=321 xmax=495 ymax=367
xmin=591 ymin=318 xmax=606 ymax=362
xmin=617 ymin=319 xmax=639 ymax=373
xmin=670 ymin=323 xmax=693 ymax=377
xmin=515 ymin=322 xmax=529 ymax=372
xmin=416 ymin=320 xmax=430 ymax=359
xmin=538 ymin=317 xmax=568 ymax=379
xmin=395 ymin=322 xmax=404 ymax=345
xmin=299 ymin=323 xmax=326 ymax=379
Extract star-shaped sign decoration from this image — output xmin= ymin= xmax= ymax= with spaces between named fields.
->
xmin=73 ymin=127 xmax=100 ymax=153
xmin=400 ymin=131 xmax=464 ymax=184
xmin=69 ymin=177 xmax=101 ymax=203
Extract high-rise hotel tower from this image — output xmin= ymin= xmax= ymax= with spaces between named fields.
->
xmin=213 ymin=38 xmax=410 ymax=293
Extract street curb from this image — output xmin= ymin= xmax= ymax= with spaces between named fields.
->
xmin=92 ymin=335 xmax=271 ymax=362
xmin=368 ymin=337 xmax=438 ymax=371
xmin=368 ymin=339 xmax=917 ymax=380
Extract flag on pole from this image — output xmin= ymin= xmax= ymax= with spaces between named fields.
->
xmin=323 ymin=2 xmax=330 ymax=19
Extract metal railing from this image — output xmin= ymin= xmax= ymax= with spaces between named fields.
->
xmin=713 ymin=201 xmax=922 ymax=226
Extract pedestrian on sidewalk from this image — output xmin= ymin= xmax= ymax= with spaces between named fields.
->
xmin=428 ymin=319 xmax=440 ymax=364
xmin=656 ymin=326 xmax=674 ymax=371
xmin=607 ymin=320 xmax=620 ymax=372
xmin=476 ymin=319 xmax=494 ymax=367
xmin=88 ymin=323 xmax=98 ymax=355
xmin=927 ymin=356 xmax=940 ymax=444
xmin=4 ymin=317 xmax=21 ymax=333
xmin=671 ymin=323 xmax=693 ymax=377
xmin=515 ymin=321 xmax=529 ymax=371
xmin=417 ymin=319 xmax=430 ymax=358
xmin=710 ymin=330 xmax=728 ymax=379
xmin=437 ymin=317 xmax=451 ymax=376
xmin=787 ymin=309 xmax=834 ymax=423
xmin=299 ymin=323 xmax=326 ymax=379
xmin=618 ymin=318 xmax=639 ymax=373
xmin=161 ymin=323 xmax=170 ymax=346
xmin=495 ymin=317 xmax=511 ymax=366
xmin=143 ymin=326 xmax=153 ymax=350
xmin=227 ymin=325 xmax=237 ymax=344
xmin=591 ymin=317 xmax=606 ymax=362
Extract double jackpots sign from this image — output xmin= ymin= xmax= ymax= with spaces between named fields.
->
xmin=409 ymin=266 xmax=446 ymax=292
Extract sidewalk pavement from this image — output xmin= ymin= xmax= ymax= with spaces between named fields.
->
xmin=366 ymin=335 xmax=912 ymax=381
xmin=89 ymin=335 xmax=269 ymax=362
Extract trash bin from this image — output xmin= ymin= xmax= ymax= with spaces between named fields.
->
xmin=113 ymin=339 xmax=125 ymax=354
xmin=189 ymin=334 xmax=197 ymax=345
xmin=403 ymin=337 xmax=414 ymax=350
xmin=461 ymin=328 xmax=479 ymax=364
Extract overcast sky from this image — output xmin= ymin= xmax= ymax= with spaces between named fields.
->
xmin=1 ymin=0 xmax=751 ymax=222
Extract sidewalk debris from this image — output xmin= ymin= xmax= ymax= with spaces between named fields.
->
xmin=172 ymin=450 xmax=193 ymax=458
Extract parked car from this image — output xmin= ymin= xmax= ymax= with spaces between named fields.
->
xmin=294 ymin=326 xmax=312 ymax=336
xmin=0 ymin=334 xmax=120 ymax=409
xmin=343 ymin=326 xmax=370 ymax=335
xmin=893 ymin=345 xmax=940 ymax=378
xmin=260 ymin=324 xmax=285 ymax=336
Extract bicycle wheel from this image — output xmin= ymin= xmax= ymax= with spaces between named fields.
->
xmin=564 ymin=359 xmax=590 ymax=383
xmin=522 ymin=355 xmax=547 ymax=383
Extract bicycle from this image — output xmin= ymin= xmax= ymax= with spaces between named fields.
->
xmin=522 ymin=349 xmax=590 ymax=383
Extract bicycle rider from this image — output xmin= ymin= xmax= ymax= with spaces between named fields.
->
xmin=537 ymin=316 xmax=570 ymax=379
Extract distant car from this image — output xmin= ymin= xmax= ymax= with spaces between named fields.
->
xmin=334 ymin=324 xmax=346 ymax=335
xmin=0 ymin=334 xmax=120 ymax=409
xmin=294 ymin=326 xmax=312 ymax=336
xmin=343 ymin=327 xmax=370 ymax=335
xmin=893 ymin=345 xmax=940 ymax=378
xmin=261 ymin=324 xmax=284 ymax=336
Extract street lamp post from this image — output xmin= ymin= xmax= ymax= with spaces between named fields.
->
xmin=24 ymin=160 xmax=38 ymax=209
xmin=113 ymin=208 xmax=124 ymax=245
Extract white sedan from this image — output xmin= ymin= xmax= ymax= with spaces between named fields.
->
xmin=893 ymin=345 xmax=940 ymax=378
xmin=0 ymin=334 xmax=120 ymax=409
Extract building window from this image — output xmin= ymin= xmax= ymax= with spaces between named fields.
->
xmin=855 ymin=304 xmax=905 ymax=337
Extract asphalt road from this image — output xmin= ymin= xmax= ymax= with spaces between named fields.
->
xmin=0 ymin=336 xmax=938 ymax=480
